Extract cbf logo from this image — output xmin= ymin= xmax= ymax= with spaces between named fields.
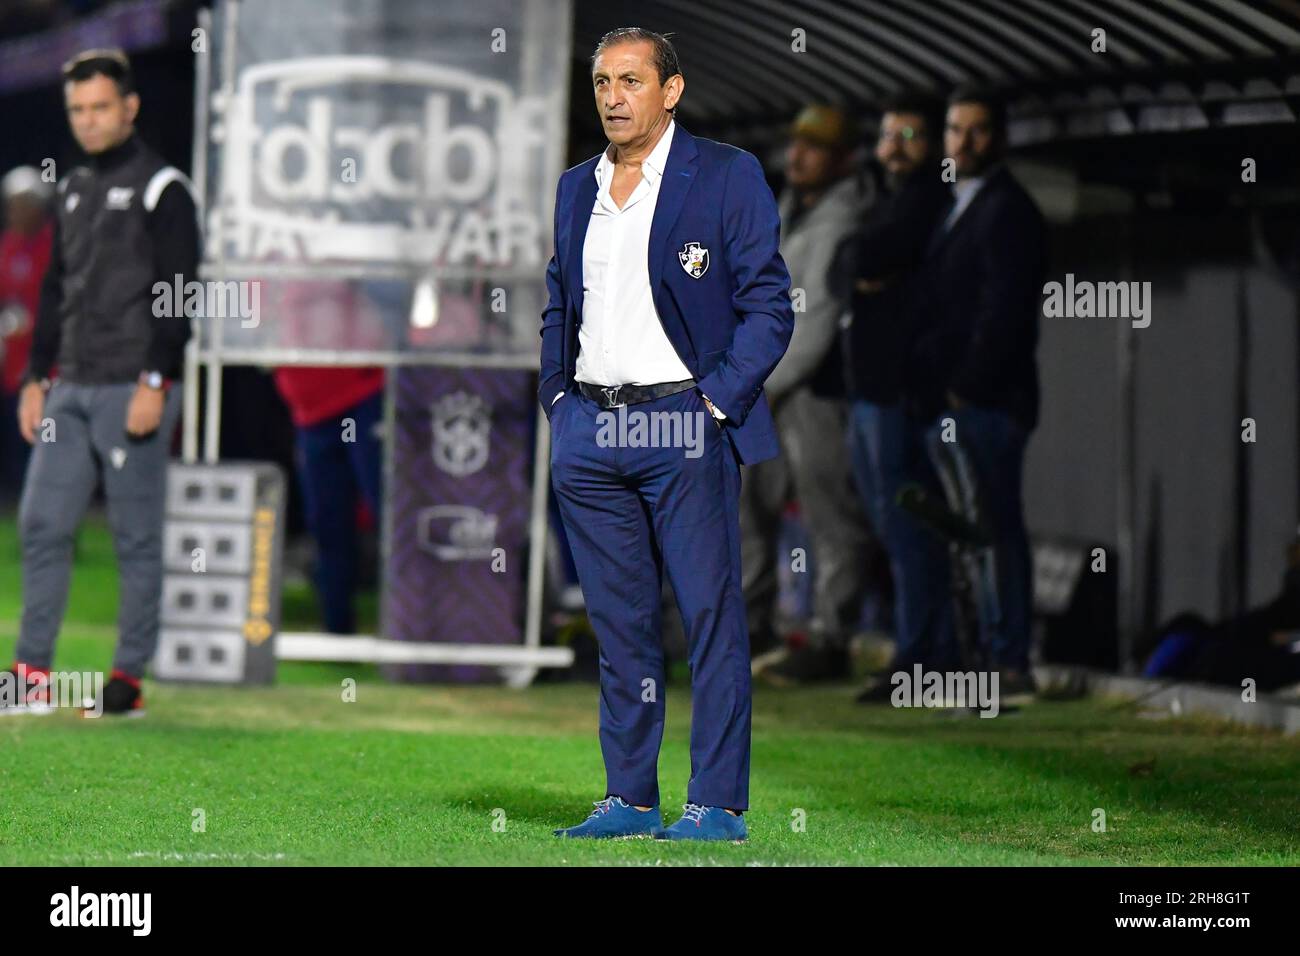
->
xmin=209 ymin=56 xmax=551 ymax=268
xmin=431 ymin=391 xmax=492 ymax=477
xmin=678 ymin=241 xmax=709 ymax=278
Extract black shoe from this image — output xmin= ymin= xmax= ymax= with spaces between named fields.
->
xmin=756 ymin=642 xmax=848 ymax=687
xmin=855 ymin=676 xmax=896 ymax=705
xmin=83 ymin=673 xmax=146 ymax=718
xmin=997 ymin=668 xmax=1038 ymax=701
xmin=748 ymin=624 xmax=782 ymax=658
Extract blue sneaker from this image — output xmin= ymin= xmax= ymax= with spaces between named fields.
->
xmin=553 ymin=796 xmax=666 ymax=839
xmin=657 ymin=803 xmax=748 ymax=842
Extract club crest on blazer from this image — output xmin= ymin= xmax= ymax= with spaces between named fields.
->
xmin=678 ymin=241 xmax=709 ymax=278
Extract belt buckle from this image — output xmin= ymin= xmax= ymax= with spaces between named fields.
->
xmin=601 ymin=385 xmax=625 ymax=409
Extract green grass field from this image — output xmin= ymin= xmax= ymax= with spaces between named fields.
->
xmin=0 ymin=514 xmax=1297 ymax=866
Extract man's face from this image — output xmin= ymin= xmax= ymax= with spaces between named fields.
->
xmin=592 ymin=41 xmax=681 ymax=148
xmin=784 ymin=137 xmax=842 ymax=191
xmin=945 ymin=102 xmax=1000 ymax=178
xmin=64 ymin=74 xmax=138 ymax=155
xmin=5 ymin=195 xmax=46 ymax=234
xmin=875 ymin=112 xmax=929 ymax=179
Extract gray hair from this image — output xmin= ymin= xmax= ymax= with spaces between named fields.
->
xmin=591 ymin=27 xmax=683 ymax=88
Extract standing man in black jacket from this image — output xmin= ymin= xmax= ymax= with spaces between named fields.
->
xmin=830 ymin=97 xmax=961 ymax=699
xmin=5 ymin=49 xmax=199 ymax=716
xmin=912 ymin=89 xmax=1046 ymax=694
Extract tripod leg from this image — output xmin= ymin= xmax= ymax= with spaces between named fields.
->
xmin=926 ymin=426 xmax=1001 ymax=671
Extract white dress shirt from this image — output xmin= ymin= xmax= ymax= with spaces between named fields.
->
xmin=941 ymin=164 xmax=999 ymax=232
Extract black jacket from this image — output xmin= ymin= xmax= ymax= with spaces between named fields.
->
xmin=828 ymin=165 xmax=951 ymax=404
xmin=26 ymin=134 xmax=200 ymax=385
xmin=910 ymin=165 xmax=1046 ymax=429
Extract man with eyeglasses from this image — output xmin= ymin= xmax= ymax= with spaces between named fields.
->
xmin=828 ymin=96 xmax=958 ymax=701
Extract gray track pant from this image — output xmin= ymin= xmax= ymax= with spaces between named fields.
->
xmin=16 ymin=381 xmax=180 ymax=677
xmin=739 ymin=385 xmax=877 ymax=647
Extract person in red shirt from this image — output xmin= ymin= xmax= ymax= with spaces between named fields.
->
xmin=274 ymin=367 xmax=384 ymax=633
xmin=269 ymin=281 xmax=386 ymax=634
xmin=0 ymin=167 xmax=53 ymax=500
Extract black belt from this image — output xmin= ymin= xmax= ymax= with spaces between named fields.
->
xmin=577 ymin=379 xmax=696 ymax=409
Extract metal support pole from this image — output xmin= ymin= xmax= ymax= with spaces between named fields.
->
xmin=182 ymin=336 xmax=200 ymax=463
xmin=509 ymin=408 xmax=552 ymax=688
xmin=1116 ymin=235 xmax=1138 ymax=674
xmin=201 ymin=0 xmax=240 ymax=464
xmin=182 ymin=5 xmax=212 ymax=465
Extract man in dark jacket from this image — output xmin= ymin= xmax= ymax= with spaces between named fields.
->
xmin=5 ymin=49 xmax=200 ymax=716
xmin=830 ymin=97 xmax=961 ymax=699
xmin=911 ymin=89 xmax=1046 ymax=693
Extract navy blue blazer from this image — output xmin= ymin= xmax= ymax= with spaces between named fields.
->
xmin=538 ymin=124 xmax=794 ymax=465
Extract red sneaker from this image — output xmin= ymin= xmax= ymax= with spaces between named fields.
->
xmin=0 ymin=663 xmax=53 ymax=716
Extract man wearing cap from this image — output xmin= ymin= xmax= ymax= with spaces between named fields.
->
xmin=544 ymin=28 xmax=793 ymax=842
xmin=743 ymin=105 xmax=879 ymax=686
xmin=0 ymin=167 xmax=54 ymax=500
xmin=3 ymin=49 xmax=200 ymax=717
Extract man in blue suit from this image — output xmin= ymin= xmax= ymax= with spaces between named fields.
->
xmin=543 ymin=27 xmax=793 ymax=842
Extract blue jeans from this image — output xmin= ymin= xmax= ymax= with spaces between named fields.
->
xmin=848 ymin=400 xmax=959 ymax=671
xmin=296 ymin=392 xmax=384 ymax=633
xmin=924 ymin=404 xmax=1032 ymax=671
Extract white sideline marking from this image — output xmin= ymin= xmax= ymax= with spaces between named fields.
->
xmin=277 ymin=633 xmax=573 ymax=667
xmin=126 ymin=851 xmax=289 ymax=862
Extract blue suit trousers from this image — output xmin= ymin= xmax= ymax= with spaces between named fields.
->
xmin=550 ymin=385 xmax=752 ymax=811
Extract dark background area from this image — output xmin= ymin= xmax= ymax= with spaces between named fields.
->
xmin=0 ymin=0 xmax=1297 ymax=657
